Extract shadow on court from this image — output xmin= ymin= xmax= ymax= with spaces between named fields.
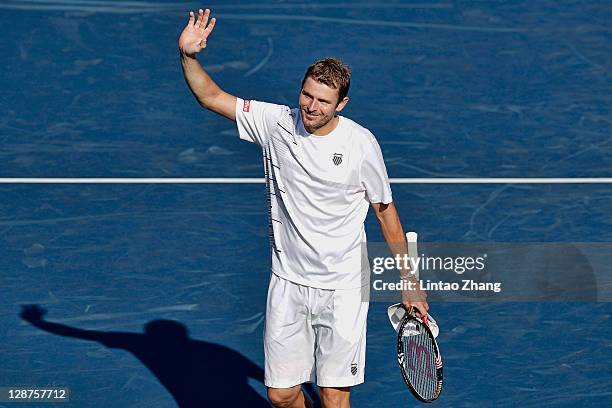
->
xmin=19 ymin=305 xmax=275 ymax=408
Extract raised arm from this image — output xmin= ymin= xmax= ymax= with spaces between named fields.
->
xmin=178 ymin=8 xmax=236 ymax=120
xmin=21 ymin=305 xmax=141 ymax=350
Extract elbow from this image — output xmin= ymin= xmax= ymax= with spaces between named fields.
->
xmin=198 ymin=99 xmax=210 ymax=110
xmin=372 ymin=202 xmax=392 ymax=221
xmin=197 ymin=90 xmax=222 ymax=111
xmin=197 ymin=97 xmax=216 ymax=111
xmin=375 ymin=214 xmax=390 ymax=229
xmin=375 ymin=204 xmax=401 ymax=228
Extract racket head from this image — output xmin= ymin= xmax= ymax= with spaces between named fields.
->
xmin=397 ymin=305 xmax=443 ymax=403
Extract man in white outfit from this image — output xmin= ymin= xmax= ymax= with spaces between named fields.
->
xmin=178 ymin=9 xmax=428 ymax=408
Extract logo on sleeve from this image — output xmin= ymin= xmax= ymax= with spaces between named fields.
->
xmin=243 ymin=100 xmax=251 ymax=112
xmin=332 ymin=153 xmax=343 ymax=166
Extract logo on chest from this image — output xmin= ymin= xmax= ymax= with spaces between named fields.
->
xmin=332 ymin=153 xmax=343 ymax=166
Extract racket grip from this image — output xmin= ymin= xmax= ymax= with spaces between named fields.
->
xmin=406 ymin=232 xmax=419 ymax=280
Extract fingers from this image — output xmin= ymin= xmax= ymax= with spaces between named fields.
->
xmin=202 ymin=8 xmax=210 ymax=29
xmin=417 ymin=302 xmax=429 ymax=317
xmin=402 ymin=300 xmax=429 ymax=317
xmin=204 ymin=17 xmax=216 ymax=35
xmin=191 ymin=9 xmax=215 ymax=49
xmin=188 ymin=10 xmax=195 ymax=26
xmin=195 ymin=9 xmax=203 ymax=28
xmin=195 ymin=8 xmax=211 ymax=30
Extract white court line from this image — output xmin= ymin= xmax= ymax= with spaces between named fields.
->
xmin=1 ymin=178 xmax=611 ymax=184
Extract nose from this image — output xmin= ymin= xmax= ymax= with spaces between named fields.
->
xmin=307 ymin=99 xmax=318 ymax=112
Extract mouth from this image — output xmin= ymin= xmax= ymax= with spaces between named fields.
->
xmin=303 ymin=111 xmax=319 ymax=120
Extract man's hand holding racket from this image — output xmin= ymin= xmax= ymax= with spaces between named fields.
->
xmin=401 ymin=278 xmax=429 ymax=319
xmin=389 ymin=232 xmax=442 ymax=402
xmin=178 ymin=8 xmax=216 ymax=57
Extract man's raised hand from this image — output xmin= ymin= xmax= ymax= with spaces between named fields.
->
xmin=178 ymin=8 xmax=216 ymax=57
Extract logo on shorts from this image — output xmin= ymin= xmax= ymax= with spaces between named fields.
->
xmin=243 ymin=100 xmax=251 ymax=112
xmin=350 ymin=363 xmax=358 ymax=376
xmin=332 ymin=153 xmax=343 ymax=166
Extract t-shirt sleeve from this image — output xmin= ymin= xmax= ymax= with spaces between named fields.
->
xmin=360 ymin=134 xmax=393 ymax=204
xmin=235 ymin=98 xmax=285 ymax=146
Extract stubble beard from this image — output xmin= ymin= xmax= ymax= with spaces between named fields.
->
xmin=302 ymin=109 xmax=334 ymax=134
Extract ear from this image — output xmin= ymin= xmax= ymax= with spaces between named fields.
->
xmin=335 ymin=96 xmax=350 ymax=113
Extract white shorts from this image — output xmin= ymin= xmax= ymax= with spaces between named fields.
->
xmin=264 ymin=272 xmax=369 ymax=388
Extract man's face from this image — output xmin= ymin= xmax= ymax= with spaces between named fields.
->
xmin=299 ymin=76 xmax=348 ymax=134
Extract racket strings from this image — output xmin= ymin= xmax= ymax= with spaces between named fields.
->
xmin=402 ymin=330 xmax=437 ymax=400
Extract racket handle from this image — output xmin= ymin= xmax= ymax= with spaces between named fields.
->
xmin=406 ymin=231 xmax=419 ymax=280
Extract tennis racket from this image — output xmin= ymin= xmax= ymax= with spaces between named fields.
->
xmin=397 ymin=304 xmax=443 ymax=402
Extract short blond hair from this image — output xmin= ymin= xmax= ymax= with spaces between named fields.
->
xmin=301 ymin=57 xmax=351 ymax=102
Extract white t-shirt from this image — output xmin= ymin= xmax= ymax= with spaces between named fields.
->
xmin=235 ymin=98 xmax=393 ymax=289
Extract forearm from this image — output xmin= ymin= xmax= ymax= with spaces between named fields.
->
xmin=179 ymin=51 xmax=223 ymax=109
xmin=374 ymin=202 xmax=418 ymax=280
xmin=377 ymin=215 xmax=413 ymax=278
xmin=30 ymin=320 xmax=99 ymax=341
xmin=375 ymin=205 xmax=427 ymax=313
xmin=378 ymin=214 xmax=405 ymax=252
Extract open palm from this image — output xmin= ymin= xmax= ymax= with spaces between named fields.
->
xmin=178 ymin=8 xmax=216 ymax=56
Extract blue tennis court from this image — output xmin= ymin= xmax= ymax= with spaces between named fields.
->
xmin=1 ymin=1 xmax=611 ymax=407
